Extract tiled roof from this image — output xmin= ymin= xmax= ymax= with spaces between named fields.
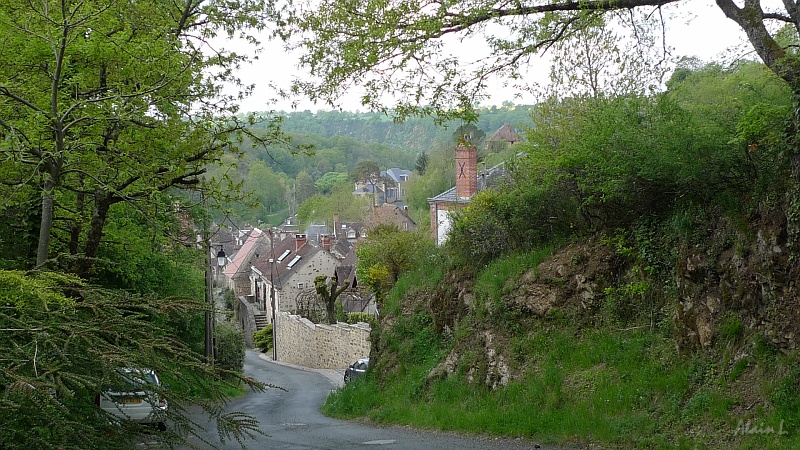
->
xmin=222 ymin=228 xmax=264 ymax=277
xmin=488 ymin=123 xmax=523 ymax=143
xmin=332 ymin=237 xmax=354 ymax=260
xmin=365 ymin=203 xmax=417 ymax=230
xmin=428 ymin=186 xmax=457 ymax=203
xmin=334 ymin=221 xmax=364 ymax=241
xmin=305 ymin=223 xmax=331 ymax=242
xmin=353 ymin=184 xmax=384 ymax=194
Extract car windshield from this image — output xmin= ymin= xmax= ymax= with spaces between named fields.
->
xmin=106 ymin=370 xmax=158 ymax=393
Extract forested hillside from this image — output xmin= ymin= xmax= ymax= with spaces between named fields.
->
xmin=216 ymin=106 xmax=534 ymax=226
xmin=259 ymin=105 xmax=534 ymax=152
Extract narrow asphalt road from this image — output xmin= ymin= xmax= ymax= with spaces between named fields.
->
xmin=180 ymin=350 xmax=562 ymax=450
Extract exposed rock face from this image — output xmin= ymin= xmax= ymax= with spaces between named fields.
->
xmin=675 ymin=212 xmax=799 ymax=351
xmin=420 ymin=209 xmax=800 ymax=390
xmin=508 ymin=240 xmax=622 ymax=316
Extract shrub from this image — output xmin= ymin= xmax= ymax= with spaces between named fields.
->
xmin=214 ymin=322 xmax=245 ymax=374
xmin=347 ymin=312 xmax=376 ymax=326
xmin=222 ymin=288 xmax=236 ymax=310
xmin=253 ymin=325 xmax=273 ymax=353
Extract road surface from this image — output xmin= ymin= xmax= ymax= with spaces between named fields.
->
xmin=181 ymin=350 xmax=558 ymax=450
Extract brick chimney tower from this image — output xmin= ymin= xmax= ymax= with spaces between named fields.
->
xmin=295 ymin=234 xmax=307 ymax=251
xmin=455 ymin=143 xmax=478 ymax=201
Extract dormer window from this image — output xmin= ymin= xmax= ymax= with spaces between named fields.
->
xmin=347 ymin=230 xmax=356 ymax=239
xmin=287 ymin=255 xmax=301 ymax=268
xmin=277 ymin=250 xmax=291 ymax=261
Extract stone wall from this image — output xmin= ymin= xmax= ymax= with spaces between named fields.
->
xmin=275 ymin=311 xmax=371 ymax=369
xmin=235 ymin=296 xmax=258 ymax=348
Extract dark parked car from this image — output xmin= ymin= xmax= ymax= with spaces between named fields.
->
xmin=344 ymin=358 xmax=369 ymax=384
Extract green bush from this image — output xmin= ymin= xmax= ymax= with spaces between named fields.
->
xmin=347 ymin=312 xmax=376 ymax=325
xmin=214 ymin=321 xmax=245 ymax=375
xmin=253 ymin=325 xmax=273 ymax=353
xmin=222 ymin=288 xmax=236 ymax=310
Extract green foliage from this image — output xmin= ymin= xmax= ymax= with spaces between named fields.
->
xmin=770 ymin=369 xmax=800 ymax=429
xmin=414 ymin=152 xmax=429 ymax=175
xmin=295 ymin=170 xmax=318 ymax=207
xmin=0 ymin=0 xmax=275 ymax=273
xmin=473 ymin=250 xmax=552 ymax=305
xmin=346 ymin=312 xmax=377 ymax=326
xmin=356 ymin=225 xmax=436 ymax=300
xmin=253 ymin=325 xmax=274 ymax=353
xmin=237 ymin=161 xmax=288 ymax=223
xmin=719 ymin=313 xmax=745 ymax=344
xmin=0 ymin=270 xmax=78 ymax=310
xmin=0 ymin=269 xmax=264 ymax=449
xmin=214 ymin=322 xmax=246 ymax=376
xmin=315 ymin=171 xmax=350 ymax=194
xmin=447 ymin=61 xmax=793 ymax=268
xmin=446 ymin=176 xmax=578 ymax=266
xmin=297 ymin=182 xmax=371 ymax=228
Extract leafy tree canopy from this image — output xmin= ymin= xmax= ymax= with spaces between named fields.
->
xmin=0 ymin=0 xmax=282 ymax=275
xmin=282 ymin=0 xmax=800 ymax=121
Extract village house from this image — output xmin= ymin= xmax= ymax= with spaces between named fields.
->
xmin=381 ymin=168 xmax=413 ymax=204
xmin=220 ymin=227 xmax=271 ymax=298
xmin=250 ymin=233 xmax=340 ymax=319
xmin=364 ymin=203 xmax=417 ymax=231
xmin=428 ymin=123 xmax=521 ymax=246
xmin=353 ymin=167 xmax=413 ymax=206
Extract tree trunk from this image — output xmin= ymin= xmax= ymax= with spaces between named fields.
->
xmin=68 ymin=188 xmax=86 ymax=255
xmin=36 ymin=178 xmax=56 ymax=267
xmin=76 ymin=192 xmax=113 ymax=279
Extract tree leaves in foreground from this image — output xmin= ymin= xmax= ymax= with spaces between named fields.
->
xmin=0 ymin=0 xmax=282 ymax=274
xmin=0 ymin=270 xmax=266 ymax=450
xmin=283 ymin=0 xmax=800 ymax=122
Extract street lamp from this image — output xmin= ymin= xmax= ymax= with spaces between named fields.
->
xmin=217 ymin=248 xmax=227 ymax=268
xmin=206 ymin=244 xmax=227 ymax=363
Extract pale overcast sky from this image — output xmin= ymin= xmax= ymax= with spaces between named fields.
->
xmin=225 ymin=1 xmax=751 ymax=114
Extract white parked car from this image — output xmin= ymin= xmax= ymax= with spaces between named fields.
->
xmin=95 ymin=368 xmax=168 ymax=431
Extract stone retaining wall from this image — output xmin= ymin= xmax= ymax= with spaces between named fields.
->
xmin=235 ymin=296 xmax=257 ymax=348
xmin=275 ymin=311 xmax=371 ymax=369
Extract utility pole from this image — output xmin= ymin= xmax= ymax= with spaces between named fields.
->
xmin=269 ymin=228 xmax=277 ymax=361
xmin=203 ymin=192 xmax=214 ymax=364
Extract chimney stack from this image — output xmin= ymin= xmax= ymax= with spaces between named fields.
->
xmin=295 ymin=233 xmax=307 ymax=251
xmin=320 ymin=234 xmax=332 ymax=251
xmin=455 ymin=143 xmax=478 ymax=200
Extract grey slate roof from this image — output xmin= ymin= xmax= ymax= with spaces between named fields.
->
xmin=252 ymin=236 xmax=324 ymax=287
xmin=382 ymin=168 xmax=413 ymax=183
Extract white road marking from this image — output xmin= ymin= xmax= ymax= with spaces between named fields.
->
xmin=362 ymin=440 xmax=397 ymax=445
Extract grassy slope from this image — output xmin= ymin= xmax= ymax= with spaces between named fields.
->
xmin=323 ymin=247 xmax=800 ymax=449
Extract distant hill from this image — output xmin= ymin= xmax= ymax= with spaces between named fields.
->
xmin=251 ymin=106 xmax=535 ymax=152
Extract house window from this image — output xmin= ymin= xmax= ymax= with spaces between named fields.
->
xmin=298 ymin=282 xmax=304 ymax=289
xmin=287 ymin=255 xmax=301 ymax=268
xmin=347 ymin=230 xmax=356 ymax=239
xmin=277 ymin=250 xmax=291 ymax=261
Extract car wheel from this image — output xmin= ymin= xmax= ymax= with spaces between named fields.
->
xmin=344 ymin=372 xmax=350 ymax=384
